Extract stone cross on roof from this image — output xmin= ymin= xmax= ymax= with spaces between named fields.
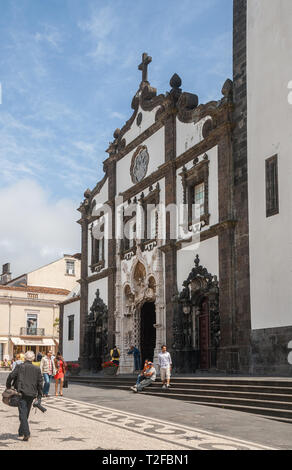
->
xmin=138 ymin=52 xmax=152 ymax=84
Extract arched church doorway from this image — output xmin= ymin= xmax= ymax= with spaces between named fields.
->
xmin=140 ymin=302 xmax=156 ymax=364
xmin=198 ymin=297 xmax=210 ymax=369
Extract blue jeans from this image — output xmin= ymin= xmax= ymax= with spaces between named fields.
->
xmin=43 ymin=374 xmax=52 ymax=395
xmin=134 ymin=355 xmax=141 ymax=371
xmin=136 ymin=374 xmax=145 ymax=386
xmin=137 ymin=378 xmax=153 ymax=392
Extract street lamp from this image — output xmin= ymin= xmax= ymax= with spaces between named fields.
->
xmin=182 ymin=302 xmax=191 ymax=315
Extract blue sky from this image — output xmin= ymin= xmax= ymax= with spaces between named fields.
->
xmin=0 ymin=0 xmax=233 ymax=278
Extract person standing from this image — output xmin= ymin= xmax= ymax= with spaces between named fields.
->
xmin=40 ymin=350 xmax=56 ymax=397
xmin=6 ymin=350 xmax=43 ymax=441
xmin=19 ymin=351 xmax=25 ymax=361
xmin=127 ymin=346 xmax=141 ymax=371
xmin=110 ymin=346 xmax=120 ymax=365
xmin=54 ymin=352 xmax=67 ymax=396
xmin=36 ymin=352 xmax=43 ymax=362
xmin=12 ymin=353 xmax=24 ymax=371
xmin=158 ymin=345 xmax=172 ymax=389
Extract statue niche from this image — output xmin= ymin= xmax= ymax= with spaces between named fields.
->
xmin=85 ymin=289 xmax=108 ymax=372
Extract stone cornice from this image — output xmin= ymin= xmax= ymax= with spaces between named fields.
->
xmin=175 ymin=219 xmax=237 ymax=249
xmin=86 ymin=266 xmax=116 ymax=284
xmin=59 ymin=295 xmax=81 ymax=306
xmin=0 ymin=297 xmax=61 ymax=308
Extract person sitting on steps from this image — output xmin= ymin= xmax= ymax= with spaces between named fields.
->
xmin=130 ymin=359 xmax=149 ymax=391
xmin=131 ymin=361 xmax=156 ymax=393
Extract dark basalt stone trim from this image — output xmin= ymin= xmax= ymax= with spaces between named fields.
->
xmin=86 ymin=267 xmax=115 ymax=284
xmin=140 ymin=93 xmax=166 ymax=113
xmin=79 ymin=216 xmax=89 ymax=369
xmin=232 ymin=0 xmax=251 ymax=361
xmin=59 ymin=303 xmax=64 ymax=355
xmin=177 ymin=100 xmax=218 ymax=124
xmin=119 ymin=121 xmax=231 ymax=203
xmin=104 ymin=97 xmax=232 ymax=170
xmin=174 ymin=219 xmax=237 ymax=250
xmin=90 ymin=260 xmax=105 ymax=273
xmin=90 ymin=173 xmax=108 ymax=198
xmin=251 ymin=326 xmax=292 ymax=376
xmin=105 ymin=119 xmax=164 ymax=167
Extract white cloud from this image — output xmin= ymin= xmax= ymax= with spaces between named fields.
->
xmin=78 ymin=6 xmax=118 ymax=63
xmin=34 ymin=25 xmax=63 ymax=50
xmin=0 ymin=179 xmax=80 ymax=278
xmin=109 ymin=111 xmax=126 ymax=120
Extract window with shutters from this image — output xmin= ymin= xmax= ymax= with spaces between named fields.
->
xmin=266 ymin=155 xmax=279 ymax=217
xmin=68 ymin=315 xmax=74 ymax=341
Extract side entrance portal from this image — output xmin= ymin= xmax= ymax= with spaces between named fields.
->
xmin=140 ymin=302 xmax=156 ymax=365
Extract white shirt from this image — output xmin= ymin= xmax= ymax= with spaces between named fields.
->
xmin=146 ymin=366 xmax=156 ymax=381
xmin=158 ymin=351 xmax=172 ymax=368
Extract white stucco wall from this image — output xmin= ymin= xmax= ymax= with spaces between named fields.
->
xmin=63 ymin=299 xmax=80 ymax=361
xmin=176 ymin=116 xmax=211 ymax=157
xmin=247 ymin=0 xmax=292 ymax=329
xmin=92 ymin=178 xmax=108 ymax=207
xmin=116 ymin=128 xmax=165 ymax=194
xmin=88 ymin=278 xmax=108 ymax=311
xmin=27 ymin=257 xmax=80 ymax=291
xmin=176 ymin=236 xmax=219 ymax=290
xmin=123 ymin=105 xmax=160 ymax=145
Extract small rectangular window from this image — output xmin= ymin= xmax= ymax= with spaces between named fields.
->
xmin=266 ymin=155 xmax=279 ymax=217
xmin=66 ymin=260 xmax=75 ymax=275
xmin=194 ymin=182 xmax=205 ymax=216
xmin=68 ymin=315 xmax=74 ymax=341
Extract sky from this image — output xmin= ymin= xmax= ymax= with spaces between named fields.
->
xmin=0 ymin=0 xmax=233 ymax=278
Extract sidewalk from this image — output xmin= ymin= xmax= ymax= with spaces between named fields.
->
xmin=0 ymin=385 xmax=275 ymax=451
xmin=1 ymin=375 xmax=291 ymax=450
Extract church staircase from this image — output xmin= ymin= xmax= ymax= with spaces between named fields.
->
xmin=69 ymin=375 xmax=292 ymax=423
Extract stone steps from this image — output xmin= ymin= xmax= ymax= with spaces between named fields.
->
xmin=69 ymin=375 xmax=292 ymax=422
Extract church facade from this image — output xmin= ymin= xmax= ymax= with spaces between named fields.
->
xmin=60 ymin=0 xmax=292 ymax=376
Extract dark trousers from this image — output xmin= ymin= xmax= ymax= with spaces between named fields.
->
xmin=18 ymin=394 xmax=34 ymax=437
xmin=134 ymin=355 xmax=141 ymax=371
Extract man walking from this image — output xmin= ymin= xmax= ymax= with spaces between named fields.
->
xmin=6 ymin=350 xmax=43 ymax=441
xmin=40 ymin=350 xmax=56 ymax=397
xmin=158 ymin=345 xmax=172 ymax=389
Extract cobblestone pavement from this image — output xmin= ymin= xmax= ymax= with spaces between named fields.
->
xmin=0 ymin=384 xmax=275 ymax=450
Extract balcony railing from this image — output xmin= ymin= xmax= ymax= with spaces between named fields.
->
xmin=20 ymin=328 xmax=45 ymax=336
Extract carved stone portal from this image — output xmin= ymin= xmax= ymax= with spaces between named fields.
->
xmin=118 ymin=256 xmax=162 ymax=373
xmin=85 ymin=289 xmax=108 ymax=372
xmin=172 ymin=255 xmax=220 ymax=373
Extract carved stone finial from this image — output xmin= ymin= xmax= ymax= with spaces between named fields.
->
xmin=113 ymin=128 xmax=120 ymax=139
xmin=170 ymin=73 xmax=182 ymax=89
xmin=221 ymin=78 xmax=233 ymax=102
xmin=194 ymin=254 xmax=200 ymax=267
xmin=84 ymin=188 xmax=91 ymax=199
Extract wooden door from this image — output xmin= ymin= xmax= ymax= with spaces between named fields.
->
xmin=199 ymin=299 xmax=210 ymax=369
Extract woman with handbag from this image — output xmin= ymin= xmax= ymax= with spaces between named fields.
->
xmin=54 ymin=352 xmax=67 ymax=396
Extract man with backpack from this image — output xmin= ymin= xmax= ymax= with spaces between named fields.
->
xmin=6 ymin=350 xmax=43 ymax=441
xmin=110 ymin=345 xmax=121 ymax=365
